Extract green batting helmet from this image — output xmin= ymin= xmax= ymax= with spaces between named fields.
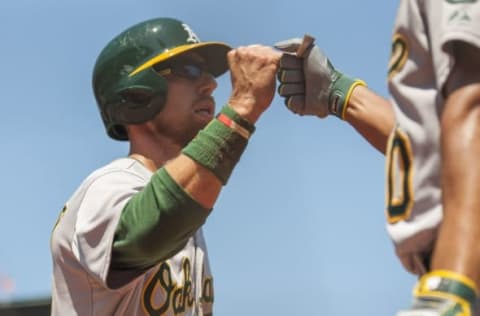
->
xmin=92 ymin=17 xmax=231 ymax=140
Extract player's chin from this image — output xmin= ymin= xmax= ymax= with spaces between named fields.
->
xmin=186 ymin=120 xmax=210 ymax=140
xmin=191 ymin=117 xmax=213 ymax=133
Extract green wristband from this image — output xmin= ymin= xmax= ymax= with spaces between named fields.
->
xmin=182 ymin=106 xmax=253 ymax=185
xmin=328 ymin=72 xmax=366 ymax=120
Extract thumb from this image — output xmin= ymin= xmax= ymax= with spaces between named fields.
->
xmin=274 ymin=38 xmax=303 ymax=53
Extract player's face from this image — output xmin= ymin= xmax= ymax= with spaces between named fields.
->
xmin=150 ymin=53 xmax=218 ymax=146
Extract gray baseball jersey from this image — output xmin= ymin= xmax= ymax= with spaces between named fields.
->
xmin=386 ymin=0 xmax=480 ymax=274
xmin=51 ymin=158 xmax=214 ymax=315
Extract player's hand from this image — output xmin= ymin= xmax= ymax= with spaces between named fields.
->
xmin=274 ymin=37 xmax=365 ymax=119
xmin=227 ymin=45 xmax=281 ymax=123
xmin=397 ymin=270 xmax=477 ymax=316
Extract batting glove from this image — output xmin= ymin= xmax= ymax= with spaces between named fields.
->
xmin=397 ymin=270 xmax=478 ymax=316
xmin=274 ymin=37 xmax=365 ymax=119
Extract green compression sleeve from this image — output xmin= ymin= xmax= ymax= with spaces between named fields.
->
xmin=111 ymin=168 xmax=210 ymax=270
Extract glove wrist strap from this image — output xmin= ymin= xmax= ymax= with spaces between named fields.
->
xmin=328 ymin=74 xmax=366 ymax=120
xmin=415 ymin=270 xmax=478 ymax=304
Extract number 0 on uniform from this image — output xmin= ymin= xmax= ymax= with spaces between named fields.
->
xmin=386 ymin=127 xmax=414 ymax=223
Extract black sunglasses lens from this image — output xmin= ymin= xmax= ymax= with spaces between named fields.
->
xmin=182 ymin=64 xmax=203 ymax=79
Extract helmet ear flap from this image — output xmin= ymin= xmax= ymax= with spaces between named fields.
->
xmin=118 ymin=87 xmax=153 ymax=108
xmin=111 ymin=86 xmax=166 ymax=125
xmin=102 ymin=86 xmax=167 ymax=140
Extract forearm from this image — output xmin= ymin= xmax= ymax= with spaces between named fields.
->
xmin=343 ymin=85 xmax=395 ymax=154
xmin=433 ymin=83 xmax=480 ymax=286
xmin=112 ymin=105 xmax=254 ymax=269
xmin=165 ymin=154 xmax=222 ymax=209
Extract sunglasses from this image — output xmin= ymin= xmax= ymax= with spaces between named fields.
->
xmin=155 ymin=62 xmax=211 ymax=80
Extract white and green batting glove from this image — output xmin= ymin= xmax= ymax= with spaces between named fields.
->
xmin=397 ymin=270 xmax=478 ymax=316
xmin=274 ymin=37 xmax=366 ymax=119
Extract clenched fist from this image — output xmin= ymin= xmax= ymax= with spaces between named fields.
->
xmin=227 ymin=45 xmax=281 ymax=123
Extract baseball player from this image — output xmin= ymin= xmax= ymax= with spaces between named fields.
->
xmin=50 ymin=17 xmax=280 ymax=315
xmin=275 ymin=0 xmax=480 ymax=315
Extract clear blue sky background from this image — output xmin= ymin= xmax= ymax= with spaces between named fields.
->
xmin=0 ymin=0 xmax=418 ymax=315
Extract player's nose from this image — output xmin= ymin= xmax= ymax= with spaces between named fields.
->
xmin=197 ymin=73 xmax=217 ymax=96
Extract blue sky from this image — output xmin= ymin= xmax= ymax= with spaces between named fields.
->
xmin=0 ymin=1 xmax=418 ymax=315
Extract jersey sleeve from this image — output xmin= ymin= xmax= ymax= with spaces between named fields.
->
xmin=71 ymin=169 xmax=145 ymax=285
xmin=424 ymin=0 xmax=480 ymax=90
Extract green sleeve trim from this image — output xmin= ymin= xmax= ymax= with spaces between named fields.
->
xmin=437 ymin=278 xmax=477 ymax=303
xmin=419 ymin=276 xmax=477 ymax=304
xmin=111 ymin=168 xmax=210 ymax=270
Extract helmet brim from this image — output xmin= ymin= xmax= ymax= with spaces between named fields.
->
xmin=129 ymin=42 xmax=232 ymax=78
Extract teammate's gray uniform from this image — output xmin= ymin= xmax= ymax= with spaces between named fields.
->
xmin=51 ymin=158 xmax=214 ymax=316
xmin=386 ymin=0 xmax=480 ymax=275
